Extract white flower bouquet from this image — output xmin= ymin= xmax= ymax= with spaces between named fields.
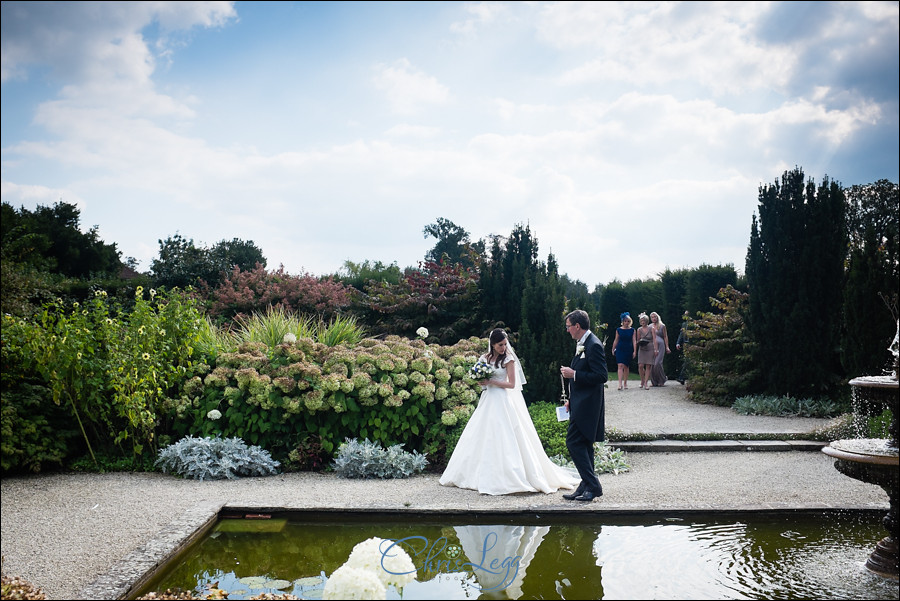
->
xmin=468 ymin=359 xmax=494 ymax=381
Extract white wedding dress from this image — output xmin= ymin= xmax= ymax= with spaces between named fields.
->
xmin=439 ymin=354 xmax=579 ymax=495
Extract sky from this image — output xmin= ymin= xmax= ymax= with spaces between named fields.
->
xmin=2 ymin=1 xmax=898 ymax=289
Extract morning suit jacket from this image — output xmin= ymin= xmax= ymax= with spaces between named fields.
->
xmin=569 ymin=331 xmax=608 ymax=442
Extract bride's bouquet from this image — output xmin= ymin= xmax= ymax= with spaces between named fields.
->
xmin=468 ymin=359 xmax=494 ymax=381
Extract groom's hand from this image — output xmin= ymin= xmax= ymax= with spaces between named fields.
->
xmin=560 ymin=366 xmax=575 ymax=379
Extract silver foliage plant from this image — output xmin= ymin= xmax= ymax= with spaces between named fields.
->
xmin=333 ymin=437 xmax=428 ymax=479
xmin=550 ymin=441 xmax=631 ymax=475
xmin=156 ymin=435 xmax=281 ymax=480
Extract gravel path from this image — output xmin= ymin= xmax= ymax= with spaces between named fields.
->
xmin=1 ymin=382 xmax=889 ymax=600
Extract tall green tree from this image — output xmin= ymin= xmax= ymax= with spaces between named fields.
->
xmin=746 ymin=168 xmax=847 ymax=397
xmin=842 ymin=179 xmax=900 ymax=377
xmin=209 ymin=238 xmax=267 ymax=277
xmin=478 ymin=224 xmax=539 ymax=332
xmin=519 ymin=254 xmax=569 ymax=403
xmin=599 ymin=279 xmax=631 ymax=367
xmin=560 ymin=275 xmax=593 ymax=315
xmin=623 ymin=278 xmax=663 ymax=320
xmin=423 ymin=218 xmax=484 ymax=269
xmin=151 ymin=234 xmax=265 ymax=290
xmin=1 ymin=201 xmax=122 ymax=278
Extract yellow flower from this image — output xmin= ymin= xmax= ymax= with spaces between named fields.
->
xmin=142 ymin=353 xmax=150 ymax=361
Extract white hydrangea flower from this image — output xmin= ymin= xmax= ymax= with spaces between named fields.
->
xmin=323 ymin=564 xmax=386 ymax=600
xmin=207 ymin=409 xmax=222 ymax=421
xmin=346 ymin=537 xmax=417 ymax=589
xmin=378 ymin=542 xmax=417 ymax=589
xmin=416 ymin=326 xmax=428 ymax=339
xmin=283 ymin=332 xmax=298 ymax=344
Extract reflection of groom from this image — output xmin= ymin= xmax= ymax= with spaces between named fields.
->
xmin=560 ymin=309 xmax=608 ymax=502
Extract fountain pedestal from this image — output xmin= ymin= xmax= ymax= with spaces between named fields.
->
xmin=822 ymin=376 xmax=899 ymax=579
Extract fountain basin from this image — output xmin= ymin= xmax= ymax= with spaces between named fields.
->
xmin=823 ymin=441 xmax=899 ymax=466
xmin=823 ymin=374 xmax=898 ymax=579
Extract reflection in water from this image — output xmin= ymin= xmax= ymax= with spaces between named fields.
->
xmin=133 ymin=512 xmax=898 ymax=601
xmin=454 ymin=524 xmax=549 ymax=598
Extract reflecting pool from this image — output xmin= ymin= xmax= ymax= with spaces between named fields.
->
xmin=132 ymin=510 xmax=899 ymax=600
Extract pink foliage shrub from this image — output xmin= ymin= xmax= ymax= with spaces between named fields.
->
xmin=204 ymin=263 xmax=351 ymax=320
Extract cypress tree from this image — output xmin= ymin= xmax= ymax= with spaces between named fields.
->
xmin=599 ymin=279 xmax=631 ymax=367
xmin=746 ymin=168 xmax=847 ymax=397
xmin=519 ymin=254 xmax=569 ymax=403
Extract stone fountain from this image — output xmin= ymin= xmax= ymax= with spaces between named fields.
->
xmin=822 ymin=320 xmax=899 ymax=579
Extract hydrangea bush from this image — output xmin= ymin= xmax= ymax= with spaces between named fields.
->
xmin=165 ymin=334 xmax=488 ymax=462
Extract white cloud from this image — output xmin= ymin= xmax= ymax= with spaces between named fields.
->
xmin=0 ymin=180 xmax=86 ymax=216
xmin=384 ymin=124 xmax=443 ymax=138
xmin=543 ymin=2 xmax=792 ymax=96
xmin=373 ymin=59 xmax=450 ymax=115
xmin=449 ymin=1 xmax=508 ymax=36
xmin=1 ymin=1 xmax=237 ymax=84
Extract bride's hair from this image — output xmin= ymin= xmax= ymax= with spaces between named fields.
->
xmin=488 ymin=328 xmax=508 ymax=368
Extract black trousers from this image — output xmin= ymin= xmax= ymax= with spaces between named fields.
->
xmin=566 ymin=423 xmax=602 ymax=494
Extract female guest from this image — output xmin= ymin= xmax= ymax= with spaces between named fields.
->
xmin=611 ymin=312 xmax=636 ymax=390
xmin=636 ymin=313 xmax=657 ymax=390
xmin=649 ymin=311 xmax=671 ymax=387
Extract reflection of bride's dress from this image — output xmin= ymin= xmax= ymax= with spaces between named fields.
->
xmin=454 ymin=524 xmax=550 ymax=599
xmin=439 ymin=355 xmax=579 ymax=495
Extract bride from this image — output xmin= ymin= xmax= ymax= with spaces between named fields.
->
xmin=439 ymin=329 xmax=580 ymax=495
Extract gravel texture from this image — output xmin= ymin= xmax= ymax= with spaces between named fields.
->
xmin=1 ymin=382 xmax=890 ymax=599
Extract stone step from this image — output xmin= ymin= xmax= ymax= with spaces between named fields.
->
xmin=611 ymin=440 xmax=827 ymax=452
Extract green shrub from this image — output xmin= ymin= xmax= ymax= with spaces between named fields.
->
xmin=155 ymin=435 xmax=280 ymax=480
xmin=0 ymin=382 xmax=76 ymax=473
xmin=8 ymin=287 xmax=204 ymax=465
xmin=282 ymin=434 xmax=331 ymax=472
xmin=421 ymin=416 xmax=466 ymax=471
xmin=332 ymin=438 xmax=427 ymax=479
xmin=2 ymin=313 xmax=79 ymax=473
xmin=528 ymin=401 xmax=569 ymax=458
xmin=68 ymin=450 xmax=157 ymax=473
xmin=683 ymin=286 xmax=761 ymax=405
xmin=866 ymin=408 xmax=893 ymax=439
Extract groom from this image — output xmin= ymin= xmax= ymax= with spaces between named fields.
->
xmin=560 ymin=309 xmax=608 ymax=502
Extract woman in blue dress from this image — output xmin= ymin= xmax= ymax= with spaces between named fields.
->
xmin=611 ymin=312 xmax=636 ymax=390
